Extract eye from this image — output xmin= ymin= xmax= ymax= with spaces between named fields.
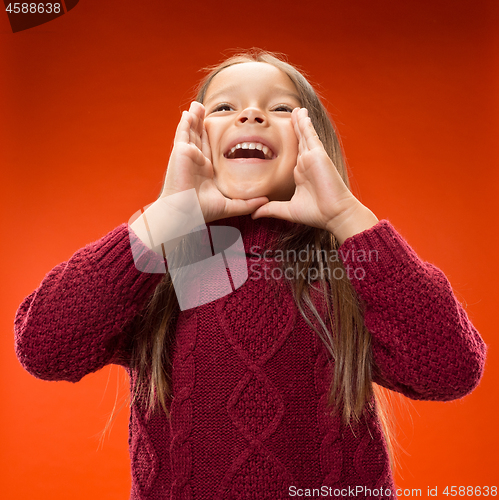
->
xmin=273 ymin=105 xmax=294 ymax=113
xmin=212 ymin=103 xmax=233 ymax=113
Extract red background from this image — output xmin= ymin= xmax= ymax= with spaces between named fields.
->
xmin=1 ymin=1 xmax=497 ymax=498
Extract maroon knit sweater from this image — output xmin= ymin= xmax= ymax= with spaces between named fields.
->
xmin=14 ymin=216 xmax=486 ymax=500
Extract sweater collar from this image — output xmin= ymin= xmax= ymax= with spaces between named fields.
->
xmin=207 ymin=215 xmax=297 ymax=256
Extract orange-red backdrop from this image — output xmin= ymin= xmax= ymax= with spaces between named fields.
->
xmin=1 ymin=1 xmax=497 ymax=498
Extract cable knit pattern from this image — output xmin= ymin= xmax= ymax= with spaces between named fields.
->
xmin=215 ymin=261 xmax=295 ymax=499
xmin=14 ymin=217 xmax=487 ymax=499
xmin=315 ymin=345 xmax=343 ymax=486
xmin=170 ymin=307 xmax=198 ymax=500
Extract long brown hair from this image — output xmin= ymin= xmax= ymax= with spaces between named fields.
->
xmin=129 ymin=48 xmax=395 ymax=459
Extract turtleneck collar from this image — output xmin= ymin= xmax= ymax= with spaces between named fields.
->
xmin=207 ymin=215 xmax=298 ymax=256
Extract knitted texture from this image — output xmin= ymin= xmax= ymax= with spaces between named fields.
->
xmin=14 ymin=217 xmax=487 ymax=500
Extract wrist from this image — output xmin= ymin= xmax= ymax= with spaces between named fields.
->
xmin=129 ymin=189 xmax=206 ymax=256
xmin=325 ymin=199 xmax=379 ymax=245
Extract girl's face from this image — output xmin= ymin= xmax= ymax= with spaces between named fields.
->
xmin=203 ymin=62 xmax=301 ymax=201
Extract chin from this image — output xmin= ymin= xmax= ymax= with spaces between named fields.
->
xmin=227 ymin=189 xmax=264 ymax=201
xmin=216 ymin=180 xmax=267 ymax=201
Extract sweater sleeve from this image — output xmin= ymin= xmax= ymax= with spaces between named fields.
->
xmin=14 ymin=223 xmax=166 ymax=383
xmin=338 ymin=220 xmax=487 ymax=401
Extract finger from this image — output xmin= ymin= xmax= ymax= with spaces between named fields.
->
xmin=294 ymin=109 xmax=310 ymax=154
xmin=292 ymin=110 xmax=306 ymax=159
xmin=300 ymin=114 xmax=323 ymax=151
xmin=186 ymin=102 xmax=209 ymax=158
xmin=190 ymin=101 xmax=205 ymax=126
xmin=291 ymin=107 xmax=300 ymax=128
xmin=186 ymin=108 xmax=202 ymax=149
xmin=251 ymin=200 xmax=293 ymax=222
xmin=299 ymin=123 xmax=308 ymax=154
xmin=177 ymin=107 xmax=202 ymax=149
xmin=292 ymin=108 xmax=302 ymax=140
xmin=174 ymin=111 xmax=191 ymax=145
xmin=190 ymin=102 xmax=205 ymax=146
xmin=184 ymin=103 xmax=204 ymax=149
xmin=188 ymin=102 xmax=201 ymax=130
xmin=187 ymin=142 xmax=211 ymax=167
xmin=189 ymin=125 xmax=201 ymax=149
xmin=224 ymin=197 xmax=270 ymax=218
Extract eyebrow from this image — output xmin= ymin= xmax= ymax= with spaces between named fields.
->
xmin=204 ymin=86 xmax=302 ymax=104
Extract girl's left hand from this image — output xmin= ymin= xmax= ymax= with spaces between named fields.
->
xmin=251 ymin=108 xmax=378 ymax=244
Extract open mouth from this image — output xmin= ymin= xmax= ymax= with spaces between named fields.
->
xmin=224 ymin=142 xmax=275 ymax=160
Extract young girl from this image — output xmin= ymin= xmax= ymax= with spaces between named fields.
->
xmin=14 ymin=49 xmax=487 ymax=500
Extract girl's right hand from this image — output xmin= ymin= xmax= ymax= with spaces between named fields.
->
xmin=161 ymin=101 xmax=269 ymax=224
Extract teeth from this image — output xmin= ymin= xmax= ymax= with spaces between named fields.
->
xmin=225 ymin=142 xmax=274 ymax=159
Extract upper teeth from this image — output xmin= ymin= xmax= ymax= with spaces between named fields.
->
xmin=225 ymin=142 xmax=274 ymax=160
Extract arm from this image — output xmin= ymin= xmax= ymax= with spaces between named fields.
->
xmin=14 ymin=100 xmax=268 ymax=384
xmin=339 ymin=220 xmax=487 ymax=401
xmin=14 ymin=224 xmax=165 ymax=382
xmin=248 ymin=108 xmax=486 ymax=399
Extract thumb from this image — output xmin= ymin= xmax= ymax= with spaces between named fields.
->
xmin=251 ymin=201 xmax=293 ymax=222
xmin=223 ymin=197 xmax=269 ymax=218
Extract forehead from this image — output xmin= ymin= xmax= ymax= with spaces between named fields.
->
xmin=204 ymin=62 xmax=299 ymax=101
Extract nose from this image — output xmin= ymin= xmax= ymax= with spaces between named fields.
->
xmin=237 ymin=107 xmax=266 ymax=124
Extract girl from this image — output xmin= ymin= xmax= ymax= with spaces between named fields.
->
xmin=14 ymin=49 xmax=487 ymax=500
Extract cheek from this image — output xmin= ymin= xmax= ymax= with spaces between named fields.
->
xmin=203 ymin=120 xmax=212 ymax=140
xmin=286 ymin=124 xmax=299 ymax=151
xmin=204 ymin=121 xmax=220 ymax=152
xmin=287 ymin=132 xmax=299 ymax=160
xmin=203 ymin=127 xmax=215 ymax=155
